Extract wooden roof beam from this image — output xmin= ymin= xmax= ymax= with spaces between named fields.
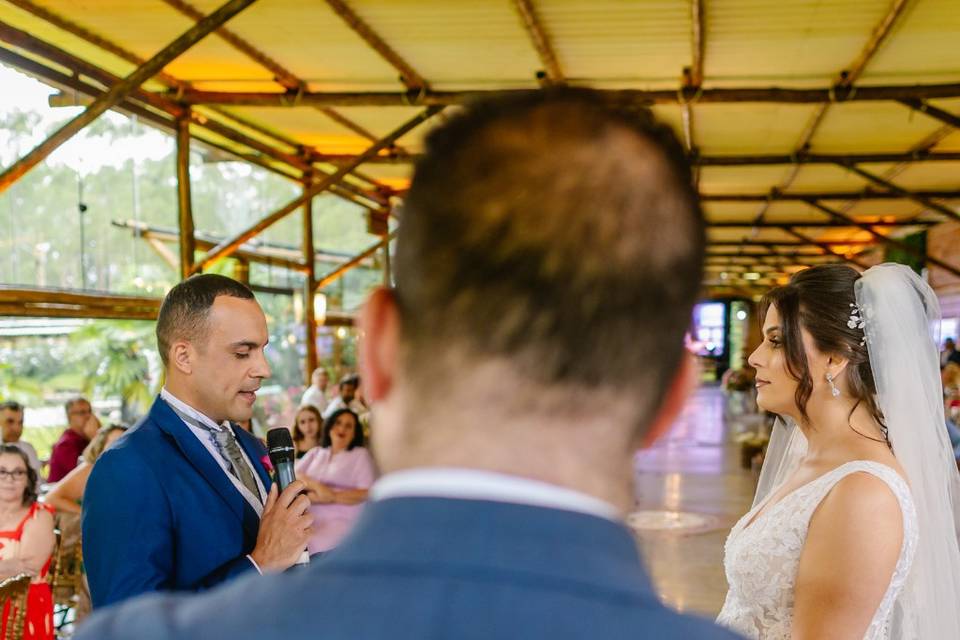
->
xmin=173 ymin=82 xmax=960 ymax=106
xmin=835 ymin=163 xmax=960 ymax=223
xmin=324 ymin=0 xmax=429 ymax=90
xmin=804 ymin=199 xmax=960 ymax=277
xmin=0 ymin=0 xmax=259 ymax=194
xmin=314 ymin=232 xmax=397 ymax=291
xmin=708 ymin=240 xmax=875 ymax=247
xmin=197 ymin=107 xmax=442 ymax=272
xmin=160 ymin=0 xmax=407 ymax=177
xmin=3 ymin=1 xmax=391 ymax=202
xmin=707 ymin=219 xmax=937 ymax=229
xmin=753 ymin=0 xmax=912 ymax=224
xmin=511 ymin=0 xmax=564 ymax=84
xmin=783 ymin=229 xmax=872 ymax=270
xmin=702 ymin=189 xmax=960 ymax=202
xmin=897 ymin=99 xmax=960 ymax=130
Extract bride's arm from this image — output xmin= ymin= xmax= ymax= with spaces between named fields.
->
xmin=791 ymin=473 xmax=904 ymax=640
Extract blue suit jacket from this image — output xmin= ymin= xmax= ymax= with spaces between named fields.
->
xmin=78 ymin=496 xmax=741 ymax=639
xmin=81 ymin=396 xmax=271 ymax=608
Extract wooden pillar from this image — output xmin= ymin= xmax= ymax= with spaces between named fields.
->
xmin=176 ymin=116 xmax=196 ymax=279
xmin=234 ymin=258 xmax=250 ymax=284
xmin=303 ymin=186 xmax=318 ymax=386
xmin=382 ymin=234 xmax=391 ymax=286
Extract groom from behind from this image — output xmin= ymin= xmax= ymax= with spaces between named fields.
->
xmin=78 ymin=89 xmax=739 ymax=638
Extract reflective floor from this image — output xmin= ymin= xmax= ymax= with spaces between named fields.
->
xmin=630 ymin=385 xmax=757 ymax=617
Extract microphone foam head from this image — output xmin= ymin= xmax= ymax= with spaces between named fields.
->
xmin=266 ymin=427 xmax=295 ymax=464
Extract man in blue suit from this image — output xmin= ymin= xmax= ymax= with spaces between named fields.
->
xmin=82 ymin=274 xmax=313 ymax=608
xmin=78 ymin=90 xmax=740 ymax=638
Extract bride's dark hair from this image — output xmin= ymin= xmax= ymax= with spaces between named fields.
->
xmin=759 ymin=264 xmax=885 ymax=431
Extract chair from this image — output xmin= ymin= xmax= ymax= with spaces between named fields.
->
xmin=0 ymin=573 xmax=32 ymax=640
xmin=47 ymin=525 xmax=87 ymax=636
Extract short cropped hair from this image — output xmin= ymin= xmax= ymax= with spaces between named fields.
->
xmin=156 ymin=274 xmax=255 ymax=366
xmin=0 ymin=401 xmax=23 ymax=413
xmin=395 ymin=88 xmax=704 ymax=422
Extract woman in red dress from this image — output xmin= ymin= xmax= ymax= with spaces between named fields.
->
xmin=0 ymin=444 xmax=55 ymax=640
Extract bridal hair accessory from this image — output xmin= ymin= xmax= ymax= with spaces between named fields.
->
xmin=826 ymin=372 xmax=841 ymax=398
xmin=848 ymin=303 xmax=867 ymax=346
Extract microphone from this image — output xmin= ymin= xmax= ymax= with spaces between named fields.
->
xmin=266 ymin=428 xmax=296 ymax=492
xmin=266 ymin=428 xmax=309 ymax=566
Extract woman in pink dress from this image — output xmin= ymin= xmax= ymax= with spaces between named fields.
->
xmin=295 ymin=409 xmax=376 ymax=554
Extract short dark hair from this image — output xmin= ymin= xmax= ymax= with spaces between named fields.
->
xmin=0 ymin=401 xmax=23 ymax=413
xmin=156 ymin=274 xmax=255 ymax=366
xmin=760 ymin=264 xmax=883 ymax=427
xmin=0 ymin=445 xmax=38 ymax=506
xmin=394 ymin=88 xmax=704 ymax=423
xmin=321 ymin=409 xmax=363 ymax=450
xmin=64 ymin=397 xmax=89 ymax=415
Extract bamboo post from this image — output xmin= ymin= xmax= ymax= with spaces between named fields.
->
xmin=176 ymin=116 xmax=196 ymax=279
xmin=303 ymin=185 xmax=318 ymax=386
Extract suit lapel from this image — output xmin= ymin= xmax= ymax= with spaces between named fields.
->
xmin=150 ymin=398 xmax=259 ymax=540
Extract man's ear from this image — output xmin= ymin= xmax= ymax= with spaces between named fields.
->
xmin=358 ymin=288 xmax=401 ymax=404
xmin=639 ymin=352 xmax=698 ymax=448
xmin=170 ymin=341 xmax=194 ymax=376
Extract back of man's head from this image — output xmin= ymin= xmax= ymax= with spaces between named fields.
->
xmin=156 ymin=274 xmax=255 ymax=368
xmin=394 ymin=88 xmax=703 ymax=438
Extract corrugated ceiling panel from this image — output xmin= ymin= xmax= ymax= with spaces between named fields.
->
xmin=706 ymin=0 xmax=889 ymax=87
xmin=186 ymin=0 xmax=403 ymax=91
xmin=26 ymin=0 xmax=281 ymax=89
xmin=786 ymin=164 xmax=872 ymax=191
xmin=889 ymin=161 xmax=960 ymax=190
xmin=694 ymin=104 xmax=818 ymax=154
xmin=319 ymin=0 xmax=541 ymax=91
xmin=810 ymin=102 xmax=946 ymax=153
xmin=535 ymin=0 xmax=689 ymax=87
xmin=699 ymin=165 xmax=796 ymax=194
xmin=859 ymin=0 xmax=960 ymax=85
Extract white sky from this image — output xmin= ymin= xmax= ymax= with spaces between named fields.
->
xmin=0 ymin=63 xmax=175 ymax=173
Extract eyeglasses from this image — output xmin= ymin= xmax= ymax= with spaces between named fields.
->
xmin=0 ymin=469 xmax=27 ymax=481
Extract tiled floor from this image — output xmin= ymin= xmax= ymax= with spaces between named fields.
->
xmin=630 ymin=385 xmax=758 ymax=617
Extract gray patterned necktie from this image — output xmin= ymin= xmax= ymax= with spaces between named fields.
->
xmin=213 ymin=427 xmax=262 ymax=504
xmin=168 ymin=403 xmax=262 ymax=504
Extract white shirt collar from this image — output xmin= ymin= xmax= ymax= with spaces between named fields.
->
xmin=161 ymin=388 xmax=227 ymax=431
xmin=370 ymin=467 xmax=621 ymax=522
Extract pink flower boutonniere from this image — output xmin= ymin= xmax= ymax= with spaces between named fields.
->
xmin=260 ymin=454 xmax=273 ymax=473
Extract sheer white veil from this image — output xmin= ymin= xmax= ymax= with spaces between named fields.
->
xmin=753 ymin=263 xmax=960 ymax=638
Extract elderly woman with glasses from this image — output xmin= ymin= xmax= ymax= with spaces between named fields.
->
xmin=0 ymin=444 xmax=55 ymax=639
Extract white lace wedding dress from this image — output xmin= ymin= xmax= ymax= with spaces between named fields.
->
xmin=717 ymin=460 xmax=918 ymax=639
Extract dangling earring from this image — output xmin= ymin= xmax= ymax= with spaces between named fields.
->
xmin=826 ymin=372 xmax=840 ymax=398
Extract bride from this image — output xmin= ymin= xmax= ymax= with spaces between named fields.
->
xmin=716 ymin=263 xmax=960 ymax=639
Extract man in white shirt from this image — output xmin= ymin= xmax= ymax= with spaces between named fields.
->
xmin=0 ymin=401 xmax=41 ymax=479
xmin=321 ymin=374 xmax=367 ymax=419
xmin=78 ymin=89 xmax=736 ymax=640
xmin=299 ymin=367 xmax=329 ymax=410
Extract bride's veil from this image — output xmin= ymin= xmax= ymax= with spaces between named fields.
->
xmin=856 ymin=263 xmax=960 ymax=639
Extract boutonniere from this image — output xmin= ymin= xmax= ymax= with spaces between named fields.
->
xmin=260 ymin=454 xmax=273 ymax=473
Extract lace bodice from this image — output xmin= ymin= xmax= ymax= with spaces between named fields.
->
xmin=717 ymin=461 xmax=918 ymax=639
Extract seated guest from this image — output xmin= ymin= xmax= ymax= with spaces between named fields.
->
xmin=321 ymin=375 xmax=366 ymax=419
xmin=44 ymin=425 xmax=128 ymax=515
xmin=47 ymin=398 xmax=94 ymax=483
xmin=295 ymin=409 xmax=374 ymax=554
xmin=0 ymin=402 xmax=41 ymax=478
xmin=0 ymin=445 xmax=55 ymax=640
xmin=299 ymin=368 xmax=329 ymax=411
xmin=291 ymin=406 xmax=322 ymax=459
